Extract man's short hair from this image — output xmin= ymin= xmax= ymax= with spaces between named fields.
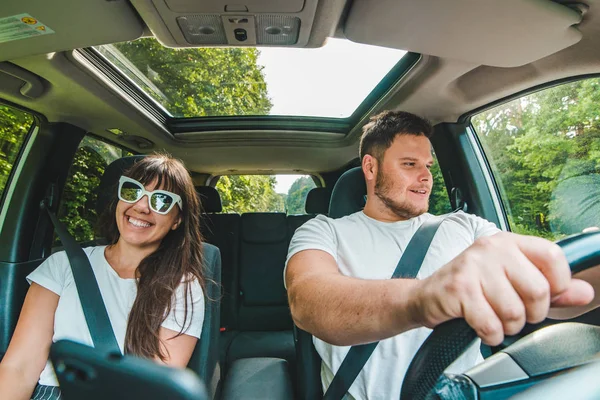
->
xmin=359 ymin=111 xmax=433 ymax=161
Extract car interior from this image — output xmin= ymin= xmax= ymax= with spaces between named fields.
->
xmin=1 ymin=0 xmax=600 ymax=399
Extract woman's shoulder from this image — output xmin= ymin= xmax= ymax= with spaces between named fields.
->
xmin=202 ymin=242 xmax=221 ymax=264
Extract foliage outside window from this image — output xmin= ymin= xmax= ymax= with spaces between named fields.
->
xmin=428 ymin=161 xmax=453 ymax=216
xmin=215 ymin=175 xmax=317 ymax=214
xmin=98 ymin=39 xmax=272 ymax=118
xmin=58 ymin=136 xmax=133 ymax=243
xmin=285 ymin=176 xmax=317 ymax=214
xmin=0 ymin=105 xmax=34 ymax=200
xmin=95 ymin=37 xmax=405 ymax=119
xmin=472 ymin=78 xmax=600 ymax=240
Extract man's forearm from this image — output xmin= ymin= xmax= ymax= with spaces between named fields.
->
xmin=288 ymin=274 xmax=422 ymax=346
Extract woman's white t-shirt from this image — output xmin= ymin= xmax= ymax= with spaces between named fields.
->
xmin=26 ymin=245 xmax=205 ymax=387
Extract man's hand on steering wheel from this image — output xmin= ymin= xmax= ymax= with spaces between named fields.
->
xmin=409 ymin=232 xmax=595 ymax=345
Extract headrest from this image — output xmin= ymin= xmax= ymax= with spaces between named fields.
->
xmin=196 ymin=186 xmax=223 ymax=213
xmin=305 ymin=188 xmax=331 ymax=215
xmin=328 ymin=167 xmax=366 ymax=219
xmin=95 ymin=156 xmax=146 ymax=215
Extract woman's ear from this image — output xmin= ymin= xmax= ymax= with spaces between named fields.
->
xmin=171 ymin=217 xmax=182 ymax=230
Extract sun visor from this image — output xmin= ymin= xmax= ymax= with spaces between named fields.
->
xmin=0 ymin=0 xmax=143 ymax=62
xmin=130 ymin=0 xmax=320 ymax=47
xmin=344 ymin=0 xmax=583 ymax=68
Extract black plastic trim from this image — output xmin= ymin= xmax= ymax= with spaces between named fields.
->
xmin=168 ymin=115 xmax=350 ymax=134
xmin=74 ymin=48 xmax=168 ymax=125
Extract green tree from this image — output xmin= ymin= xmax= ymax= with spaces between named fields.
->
xmin=0 ymin=105 xmax=33 ymax=193
xmin=216 ymin=175 xmax=284 ymax=213
xmin=286 ymin=176 xmax=316 ymax=214
xmin=57 ymin=136 xmax=133 ymax=243
xmin=107 ymin=38 xmax=272 ymax=117
xmin=428 ymin=161 xmax=453 ymax=215
xmin=474 ymin=77 xmax=600 ymax=239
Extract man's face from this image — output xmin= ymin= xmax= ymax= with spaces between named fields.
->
xmin=374 ymin=134 xmax=434 ymax=219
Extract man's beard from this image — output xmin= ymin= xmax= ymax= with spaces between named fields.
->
xmin=374 ymin=168 xmax=428 ymax=220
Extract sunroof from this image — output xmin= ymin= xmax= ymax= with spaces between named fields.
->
xmin=94 ymin=38 xmax=407 ymax=119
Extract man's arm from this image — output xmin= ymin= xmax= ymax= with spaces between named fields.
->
xmin=287 ymin=232 xmax=595 ymax=347
xmin=286 ymin=249 xmax=421 ymax=346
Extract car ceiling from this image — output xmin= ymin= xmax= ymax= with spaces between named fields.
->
xmin=0 ymin=0 xmax=599 ymax=176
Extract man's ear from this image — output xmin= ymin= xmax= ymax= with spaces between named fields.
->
xmin=362 ymin=155 xmax=378 ymax=183
xmin=171 ymin=217 xmax=182 ymax=230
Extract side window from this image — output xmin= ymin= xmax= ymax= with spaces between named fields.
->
xmin=0 ymin=104 xmax=35 ymax=201
xmin=58 ymin=136 xmax=133 ymax=243
xmin=215 ymin=175 xmax=316 ymax=214
xmin=429 ymin=156 xmax=453 ymax=216
xmin=472 ymin=78 xmax=600 ymax=239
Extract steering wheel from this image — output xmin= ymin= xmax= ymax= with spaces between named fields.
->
xmin=400 ymin=231 xmax=600 ymax=400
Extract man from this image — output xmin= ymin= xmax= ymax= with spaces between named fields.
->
xmin=285 ymin=111 xmax=600 ymax=399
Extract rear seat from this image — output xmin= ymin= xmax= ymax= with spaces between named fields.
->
xmin=226 ymin=212 xmax=295 ymax=367
xmin=197 ymin=186 xmax=330 ymax=377
xmin=196 ymin=186 xmax=241 ymax=331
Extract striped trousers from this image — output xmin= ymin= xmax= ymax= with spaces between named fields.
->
xmin=31 ymin=384 xmax=61 ymax=400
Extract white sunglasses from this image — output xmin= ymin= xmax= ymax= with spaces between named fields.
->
xmin=118 ymin=176 xmax=182 ymax=215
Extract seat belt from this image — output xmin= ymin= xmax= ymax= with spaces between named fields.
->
xmin=323 ymin=215 xmax=447 ymax=400
xmin=42 ymin=201 xmax=121 ymax=355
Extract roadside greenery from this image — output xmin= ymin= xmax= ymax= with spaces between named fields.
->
xmin=0 ymin=105 xmax=32 ymax=194
xmin=216 ymin=175 xmax=285 ymax=213
xmin=285 ymin=176 xmax=316 ymax=215
xmin=473 ymin=78 xmax=600 ymax=239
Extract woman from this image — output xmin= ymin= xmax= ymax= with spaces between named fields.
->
xmin=0 ymin=154 xmax=206 ymax=400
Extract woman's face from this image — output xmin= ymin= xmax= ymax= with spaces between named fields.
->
xmin=115 ymin=178 xmax=182 ymax=250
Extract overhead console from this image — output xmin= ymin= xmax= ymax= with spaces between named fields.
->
xmin=130 ymin=0 xmax=321 ymax=47
xmin=344 ymin=0 xmax=586 ymax=67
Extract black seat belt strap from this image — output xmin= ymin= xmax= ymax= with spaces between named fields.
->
xmin=42 ymin=202 xmax=121 ymax=355
xmin=323 ymin=215 xmax=447 ymax=400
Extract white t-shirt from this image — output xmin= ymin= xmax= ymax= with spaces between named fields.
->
xmin=286 ymin=211 xmax=500 ymax=400
xmin=27 ymin=245 xmax=205 ymax=387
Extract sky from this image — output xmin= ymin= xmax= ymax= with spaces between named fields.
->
xmin=274 ymin=174 xmax=305 ymax=194
xmin=257 ymin=38 xmax=406 ymax=117
xmin=261 ymin=39 xmax=406 ymax=193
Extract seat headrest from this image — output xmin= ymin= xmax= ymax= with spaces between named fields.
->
xmin=95 ymin=156 xmax=146 ymax=215
xmin=196 ymin=186 xmax=223 ymax=213
xmin=305 ymin=188 xmax=331 ymax=215
xmin=328 ymin=167 xmax=366 ymax=219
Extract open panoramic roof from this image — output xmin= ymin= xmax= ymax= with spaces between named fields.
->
xmin=91 ymin=38 xmax=410 ymax=125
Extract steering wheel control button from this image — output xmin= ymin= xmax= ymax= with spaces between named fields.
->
xmin=464 ymin=352 xmax=529 ymax=388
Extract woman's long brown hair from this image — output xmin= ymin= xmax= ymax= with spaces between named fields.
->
xmin=98 ymin=154 xmax=205 ymax=361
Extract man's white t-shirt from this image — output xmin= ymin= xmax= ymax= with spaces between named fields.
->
xmin=27 ymin=245 xmax=205 ymax=387
xmin=286 ymin=211 xmax=500 ymax=400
